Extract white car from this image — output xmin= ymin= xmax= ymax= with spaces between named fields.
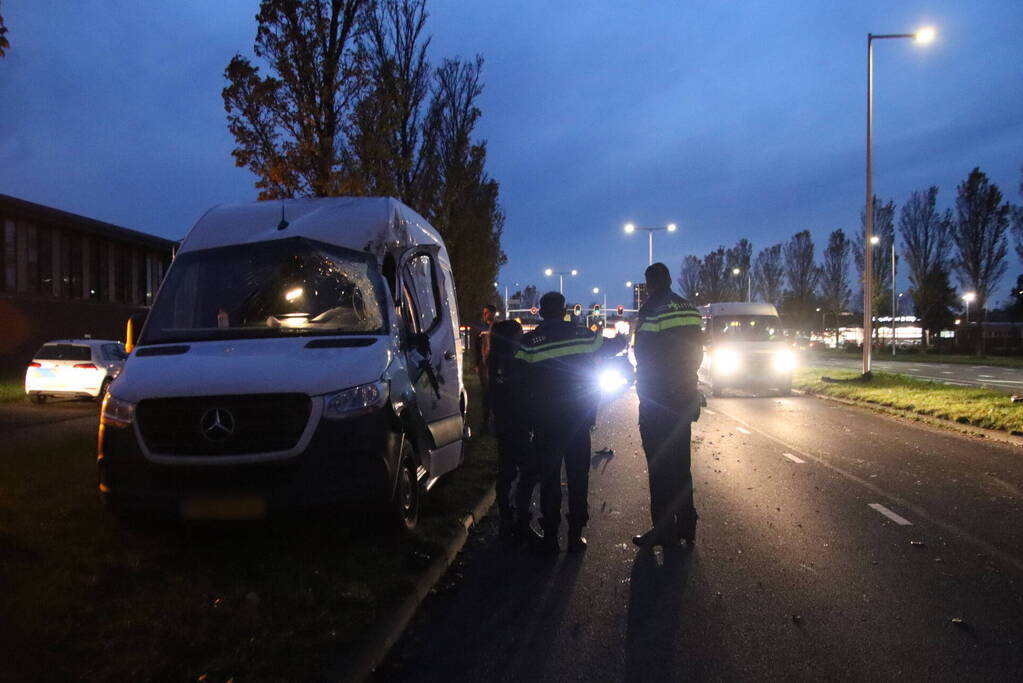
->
xmin=25 ymin=339 xmax=127 ymax=403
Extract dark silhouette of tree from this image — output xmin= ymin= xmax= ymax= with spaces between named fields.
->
xmin=1010 ymin=165 xmax=1023 ymax=265
xmin=223 ymin=0 xmax=368 ymax=198
xmin=0 ymin=1 xmax=9 ymax=57
xmin=853 ymin=197 xmax=896 ymax=335
xmin=753 ymin=243 xmax=784 ymax=306
xmin=914 ymin=267 xmax=957 ymax=338
xmin=951 ymin=167 xmax=1010 ymax=319
xmin=698 ymin=248 xmax=729 ymax=302
xmin=725 ymin=238 xmax=753 ymax=301
xmin=679 ymin=255 xmax=702 ymax=302
xmin=899 ymin=187 xmax=953 ymax=345
xmin=819 ymin=229 xmax=851 ymax=340
xmin=520 ymin=285 xmax=539 ymax=310
xmin=782 ymin=230 xmax=820 ymax=328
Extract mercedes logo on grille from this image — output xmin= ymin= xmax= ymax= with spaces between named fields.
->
xmin=200 ymin=407 xmax=236 ymax=442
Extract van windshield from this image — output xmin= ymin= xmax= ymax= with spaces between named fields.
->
xmin=709 ymin=315 xmax=784 ymax=342
xmin=141 ymin=237 xmax=388 ymax=344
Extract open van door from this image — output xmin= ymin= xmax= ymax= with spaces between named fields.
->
xmin=398 ymin=247 xmax=463 ymax=483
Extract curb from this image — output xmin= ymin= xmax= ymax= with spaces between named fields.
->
xmin=793 ymin=388 xmax=1023 ymax=448
xmin=336 ymin=483 xmax=497 ymax=682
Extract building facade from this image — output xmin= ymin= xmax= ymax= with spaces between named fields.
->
xmin=0 ymin=194 xmax=175 ymax=375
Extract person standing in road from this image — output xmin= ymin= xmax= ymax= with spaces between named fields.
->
xmin=488 ymin=319 xmax=540 ymax=542
xmin=516 ymin=292 xmax=621 ymax=553
xmin=632 ymin=262 xmax=704 ymax=548
xmin=474 ymin=304 xmax=497 ymax=433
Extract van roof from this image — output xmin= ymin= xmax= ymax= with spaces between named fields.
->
xmin=177 ymin=197 xmax=444 ymax=260
xmin=698 ymin=302 xmax=780 ymax=317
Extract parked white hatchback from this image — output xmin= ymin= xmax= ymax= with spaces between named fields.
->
xmin=25 ymin=339 xmax=127 ymax=403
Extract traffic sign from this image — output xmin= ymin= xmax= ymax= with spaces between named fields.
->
xmin=530 ymin=306 xmax=538 ymax=315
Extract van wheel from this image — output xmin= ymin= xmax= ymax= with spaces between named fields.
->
xmin=711 ymin=385 xmax=724 ymax=398
xmin=391 ymin=437 xmax=421 ymax=532
xmin=31 ymin=393 xmax=46 ymax=404
xmin=778 ymin=379 xmax=792 ymax=396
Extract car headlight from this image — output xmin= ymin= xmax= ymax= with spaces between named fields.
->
xmin=598 ymin=367 xmax=628 ymax=393
xmin=101 ymin=394 xmax=136 ymax=429
xmin=322 ymin=380 xmax=388 ymax=419
xmin=713 ymin=349 xmax=741 ymax=374
xmin=773 ymin=349 xmax=797 ymax=372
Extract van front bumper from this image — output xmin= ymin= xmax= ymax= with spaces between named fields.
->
xmin=98 ymin=409 xmax=401 ymax=519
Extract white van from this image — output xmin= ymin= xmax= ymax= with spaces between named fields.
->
xmin=98 ymin=197 xmax=466 ymax=529
xmin=697 ymin=302 xmax=797 ymax=397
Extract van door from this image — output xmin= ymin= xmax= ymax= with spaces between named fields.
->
xmin=399 ymin=249 xmax=463 ymax=479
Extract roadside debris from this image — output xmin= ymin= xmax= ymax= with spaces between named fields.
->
xmin=594 ymin=447 xmax=614 ymax=457
xmin=951 ymin=617 xmax=966 ymax=626
xmin=909 ymin=540 xmax=926 ymax=547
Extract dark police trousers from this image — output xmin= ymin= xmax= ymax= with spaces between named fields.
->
xmin=533 ymin=412 xmax=591 ymax=533
xmin=638 ymin=401 xmax=697 ymax=536
xmin=494 ymin=414 xmax=536 ymax=520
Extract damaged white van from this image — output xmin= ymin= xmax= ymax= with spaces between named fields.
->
xmin=98 ymin=197 xmax=466 ymax=528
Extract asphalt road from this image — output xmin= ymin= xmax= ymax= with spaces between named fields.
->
xmin=814 ymin=355 xmax=1023 ymax=392
xmin=376 ymin=388 xmax=1023 ymax=682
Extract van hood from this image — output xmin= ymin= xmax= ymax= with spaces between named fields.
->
xmin=112 ymin=337 xmax=390 ymax=402
xmin=710 ymin=341 xmax=791 ymax=354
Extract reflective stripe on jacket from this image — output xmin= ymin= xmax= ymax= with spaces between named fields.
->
xmin=634 ymin=290 xmax=703 ymax=411
xmin=516 ymin=320 xmax=603 ymax=420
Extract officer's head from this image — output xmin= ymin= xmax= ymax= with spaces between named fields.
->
xmin=538 ymin=291 xmax=566 ymax=320
xmin=644 ymin=262 xmax=672 ymax=294
xmin=482 ymin=304 xmax=497 ymax=325
xmin=490 ymin=319 xmax=523 ymax=359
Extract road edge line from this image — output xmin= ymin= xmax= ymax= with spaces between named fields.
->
xmin=335 ymin=483 xmax=497 ymax=683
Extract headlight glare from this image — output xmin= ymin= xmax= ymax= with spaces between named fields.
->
xmin=713 ymin=349 xmax=741 ymax=374
xmin=773 ymin=349 xmax=797 ymax=372
xmin=323 ymin=380 xmax=388 ymax=419
xmin=598 ymin=368 xmax=628 ymax=393
xmin=101 ymin=394 xmax=136 ymax=429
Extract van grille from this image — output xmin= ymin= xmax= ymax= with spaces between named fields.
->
xmin=136 ymin=394 xmax=312 ymax=456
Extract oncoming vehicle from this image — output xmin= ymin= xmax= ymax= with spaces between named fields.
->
xmin=99 ymin=197 xmax=466 ymax=529
xmin=698 ymin=302 xmax=796 ymax=397
xmin=25 ymin=339 xmax=127 ymax=403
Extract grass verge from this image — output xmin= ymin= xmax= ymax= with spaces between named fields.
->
xmin=0 ymin=376 xmax=497 ymax=682
xmin=816 ymin=349 xmax=1023 ymax=369
xmin=0 ymin=377 xmax=25 ymax=402
xmin=794 ymin=367 xmax=1023 ymax=434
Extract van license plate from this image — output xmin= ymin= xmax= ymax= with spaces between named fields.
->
xmin=182 ymin=495 xmax=267 ymax=520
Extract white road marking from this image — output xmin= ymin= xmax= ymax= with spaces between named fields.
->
xmin=978 ymin=375 xmax=995 ymax=378
xmin=782 ymin=452 xmax=805 ymax=463
xmin=868 ymin=503 xmax=913 ymax=526
xmin=702 ymin=408 xmax=716 ymax=415
xmin=736 ymin=426 xmax=751 ymax=435
xmin=907 ymin=368 xmax=921 ymax=371
xmin=940 ymin=371 xmax=954 ymax=375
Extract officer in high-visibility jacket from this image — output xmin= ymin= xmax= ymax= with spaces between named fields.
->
xmin=632 ymin=262 xmax=704 ymax=548
xmin=516 ymin=291 xmax=620 ymax=553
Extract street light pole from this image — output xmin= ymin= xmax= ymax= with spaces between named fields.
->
xmin=624 ymin=222 xmax=677 ymax=266
xmin=544 ymin=267 xmax=577 ymax=295
xmin=862 ymin=27 xmax=934 ymax=377
xmin=891 ymin=242 xmax=897 ymax=356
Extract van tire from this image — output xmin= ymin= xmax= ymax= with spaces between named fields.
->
xmin=778 ymin=379 xmax=792 ymax=396
xmin=30 ymin=393 xmax=46 ymax=404
xmin=711 ymin=385 xmax=724 ymax=398
xmin=391 ymin=437 xmax=421 ymax=532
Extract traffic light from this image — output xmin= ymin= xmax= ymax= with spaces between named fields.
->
xmin=573 ymin=303 xmax=582 ymax=316
xmin=616 ymin=304 xmax=624 ymax=316
xmin=593 ymin=304 xmax=601 ymax=315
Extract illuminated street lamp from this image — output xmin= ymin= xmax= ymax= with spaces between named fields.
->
xmin=624 ymin=222 xmax=677 ymax=266
xmin=862 ymin=26 xmax=935 ymax=377
xmin=545 ymin=267 xmax=577 ymax=295
xmin=963 ymin=291 xmax=976 ymax=323
xmin=731 ymin=266 xmax=752 ymax=302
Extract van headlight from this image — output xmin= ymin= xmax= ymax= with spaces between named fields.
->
xmin=323 ymin=380 xmax=388 ymax=419
xmin=598 ymin=367 xmax=628 ymax=393
xmin=773 ymin=349 xmax=797 ymax=373
xmin=713 ymin=349 xmax=741 ymax=375
xmin=101 ymin=393 xmax=136 ymax=429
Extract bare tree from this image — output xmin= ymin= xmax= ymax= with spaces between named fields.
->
xmin=853 ymin=197 xmax=896 ymax=323
xmin=679 ymin=255 xmax=702 ymax=302
xmin=753 ymin=243 xmax=784 ymax=306
xmin=0 ymin=1 xmax=9 ymax=57
xmin=819 ymin=229 xmax=851 ymax=340
xmin=951 ymin=167 xmax=1010 ymax=336
xmin=1010 ymin=164 xmax=1023 ymax=264
xmin=900 ymin=186 xmax=952 ymax=345
xmin=783 ymin=230 xmax=820 ymax=328
xmin=698 ymin=248 xmax=729 ymax=302
xmin=725 ymin=238 xmax=753 ymax=301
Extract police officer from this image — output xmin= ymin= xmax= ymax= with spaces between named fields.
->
xmin=516 ymin=292 xmax=616 ymax=553
xmin=632 ymin=263 xmax=704 ymax=548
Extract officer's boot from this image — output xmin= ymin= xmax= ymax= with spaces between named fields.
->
xmin=567 ymin=523 xmax=587 ymax=554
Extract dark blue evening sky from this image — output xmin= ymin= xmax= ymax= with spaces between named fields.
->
xmin=1 ymin=1 xmax=1021 ymax=308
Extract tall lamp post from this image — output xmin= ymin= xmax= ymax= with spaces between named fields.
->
xmin=624 ymin=222 xmax=677 ymax=266
xmin=544 ymin=267 xmax=577 ymax=295
xmin=862 ymin=26 xmax=935 ymax=377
